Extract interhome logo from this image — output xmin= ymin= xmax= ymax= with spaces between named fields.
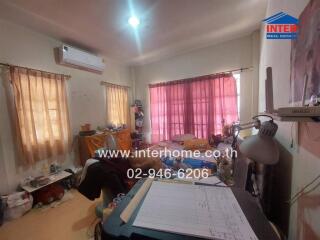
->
xmin=263 ymin=12 xmax=299 ymax=39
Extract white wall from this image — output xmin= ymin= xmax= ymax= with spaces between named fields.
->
xmin=134 ymin=32 xmax=260 ymax=142
xmin=0 ymin=20 xmax=132 ymax=194
xmin=259 ymin=0 xmax=320 ymax=239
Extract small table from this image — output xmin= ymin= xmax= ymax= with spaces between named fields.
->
xmin=21 ymin=170 xmax=72 ymax=193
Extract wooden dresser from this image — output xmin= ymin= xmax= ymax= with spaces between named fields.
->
xmin=78 ymin=128 xmax=131 ymax=166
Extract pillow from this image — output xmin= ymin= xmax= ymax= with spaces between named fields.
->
xmin=183 ymin=139 xmax=211 ymax=152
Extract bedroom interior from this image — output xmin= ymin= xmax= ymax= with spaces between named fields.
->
xmin=0 ymin=0 xmax=319 ymax=240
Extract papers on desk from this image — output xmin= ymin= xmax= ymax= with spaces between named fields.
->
xmin=197 ymin=175 xmax=226 ymax=186
xmin=133 ymin=181 xmax=258 ymax=240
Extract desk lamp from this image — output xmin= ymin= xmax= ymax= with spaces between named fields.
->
xmin=232 ymin=115 xmax=279 ymax=165
xmin=231 ymin=115 xmax=279 ymax=198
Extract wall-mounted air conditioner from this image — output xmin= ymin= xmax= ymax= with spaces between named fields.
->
xmin=58 ymin=45 xmax=105 ymax=73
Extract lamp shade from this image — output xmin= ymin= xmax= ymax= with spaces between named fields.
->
xmin=239 ymin=120 xmax=279 ymax=165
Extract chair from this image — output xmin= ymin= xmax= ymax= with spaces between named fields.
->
xmin=95 ymin=134 xmax=119 ymax=219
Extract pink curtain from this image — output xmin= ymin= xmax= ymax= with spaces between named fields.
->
xmin=149 ymin=73 xmax=238 ymax=143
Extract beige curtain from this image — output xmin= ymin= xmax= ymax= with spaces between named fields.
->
xmin=105 ymin=84 xmax=129 ymax=126
xmin=10 ymin=67 xmax=71 ymax=165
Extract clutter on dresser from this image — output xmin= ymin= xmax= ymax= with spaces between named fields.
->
xmin=78 ymin=127 xmax=131 ymax=165
xmin=104 ymin=123 xmax=128 ymax=132
xmin=79 ymin=123 xmax=96 ymax=136
xmin=81 ymin=123 xmax=91 ymax=131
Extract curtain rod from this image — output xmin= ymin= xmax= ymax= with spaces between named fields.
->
xmin=220 ymin=66 xmax=253 ymax=74
xmin=100 ymin=81 xmax=130 ymax=89
xmin=0 ymin=62 xmax=71 ymax=79
xmin=148 ymin=66 xmax=253 ymax=87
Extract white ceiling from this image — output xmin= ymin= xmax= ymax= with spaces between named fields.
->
xmin=0 ymin=0 xmax=267 ymax=65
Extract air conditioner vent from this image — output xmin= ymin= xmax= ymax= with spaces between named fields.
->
xmin=58 ymin=45 xmax=105 ymax=73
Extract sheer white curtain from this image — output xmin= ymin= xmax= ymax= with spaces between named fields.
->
xmin=10 ymin=67 xmax=71 ymax=165
xmin=105 ymin=84 xmax=129 ymax=126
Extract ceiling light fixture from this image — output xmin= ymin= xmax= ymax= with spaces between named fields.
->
xmin=128 ymin=16 xmax=140 ymax=28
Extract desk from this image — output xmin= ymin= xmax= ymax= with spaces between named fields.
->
xmin=102 ymin=179 xmax=279 ymax=240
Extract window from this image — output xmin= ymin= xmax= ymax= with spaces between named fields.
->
xmin=10 ymin=67 xmax=71 ymax=164
xmin=105 ymin=84 xmax=129 ymax=126
xmin=149 ymin=73 xmax=239 ymax=143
